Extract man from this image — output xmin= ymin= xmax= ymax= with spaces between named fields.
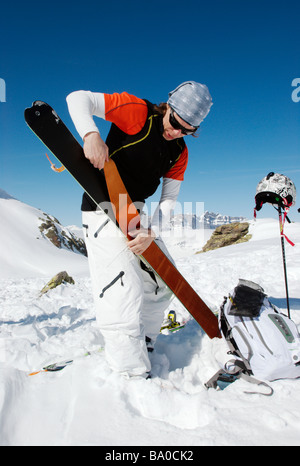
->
xmin=67 ymin=81 xmax=212 ymax=378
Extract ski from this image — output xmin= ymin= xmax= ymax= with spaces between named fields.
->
xmin=28 ymin=360 xmax=74 ymax=376
xmin=103 ymin=158 xmax=220 ymax=340
xmin=28 ymin=348 xmax=104 ymax=376
xmin=24 ymin=101 xmax=220 ymax=339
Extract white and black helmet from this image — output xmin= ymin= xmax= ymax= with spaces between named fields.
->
xmin=255 ymin=172 xmax=296 ymax=212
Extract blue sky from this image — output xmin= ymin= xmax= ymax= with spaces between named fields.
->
xmin=0 ymin=0 xmax=299 ymax=226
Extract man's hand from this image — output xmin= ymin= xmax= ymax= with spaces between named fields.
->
xmin=83 ymin=132 xmax=109 ymax=170
xmin=128 ymin=228 xmax=156 ymax=255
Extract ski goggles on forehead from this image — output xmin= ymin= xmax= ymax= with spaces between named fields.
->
xmin=169 ymin=108 xmax=198 ymax=135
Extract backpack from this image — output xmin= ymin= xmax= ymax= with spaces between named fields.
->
xmin=206 ymin=279 xmax=300 ymax=395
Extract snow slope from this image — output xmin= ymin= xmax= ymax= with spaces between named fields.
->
xmin=0 ymin=192 xmax=300 ymax=446
xmin=0 ymin=191 xmax=88 ymax=278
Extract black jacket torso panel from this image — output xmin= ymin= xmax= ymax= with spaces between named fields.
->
xmin=81 ymin=100 xmax=186 ymax=211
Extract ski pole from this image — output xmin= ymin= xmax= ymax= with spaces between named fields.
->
xmin=278 ymin=206 xmax=291 ymax=318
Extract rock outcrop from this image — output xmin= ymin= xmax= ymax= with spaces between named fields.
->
xmin=201 ymin=222 xmax=251 ymax=252
xmin=39 ymin=214 xmax=87 ymax=256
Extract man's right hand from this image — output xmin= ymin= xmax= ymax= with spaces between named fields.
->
xmin=83 ymin=132 xmax=109 ymax=170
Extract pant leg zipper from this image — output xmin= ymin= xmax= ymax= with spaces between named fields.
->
xmin=99 ymin=271 xmax=125 ymax=298
xmin=94 ymin=219 xmax=110 ymax=238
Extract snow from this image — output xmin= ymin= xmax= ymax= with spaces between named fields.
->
xmin=0 ymin=194 xmax=300 ymax=446
xmin=0 ymin=196 xmax=88 ymax=279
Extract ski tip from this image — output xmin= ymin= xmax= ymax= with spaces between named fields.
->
xmin=24 ymin=101 xmax=50 ymax=117
xmin=32 ymin=100 xmax=48 ymax=107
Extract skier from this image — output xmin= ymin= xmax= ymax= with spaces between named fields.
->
xmin=66 ymin=81 xmax=212 ymax=378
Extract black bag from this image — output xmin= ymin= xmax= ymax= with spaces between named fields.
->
xmin=228 ymin=279 xmax=266 ymax=317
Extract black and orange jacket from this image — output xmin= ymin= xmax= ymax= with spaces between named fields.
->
xmin=67 ymin=91 xmax=188 ymax=211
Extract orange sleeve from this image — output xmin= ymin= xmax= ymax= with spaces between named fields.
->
xmin=164 ymin=146 xmax=188 ymax=181
xmin=104 ymin=92 xmax=148 ymax=135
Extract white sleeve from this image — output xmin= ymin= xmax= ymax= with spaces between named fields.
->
xmin=150 ymin=178 xmax=181 ymax=237
xmin=66 ymin=90 xmax=105 ymax=140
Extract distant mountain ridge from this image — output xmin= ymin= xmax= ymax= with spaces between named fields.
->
xmin=165 ymin=211 xmax=247 ymax=230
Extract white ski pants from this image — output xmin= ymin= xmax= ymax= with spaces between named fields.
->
xmin=82 ymin=210 xmax=173 ymax=377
